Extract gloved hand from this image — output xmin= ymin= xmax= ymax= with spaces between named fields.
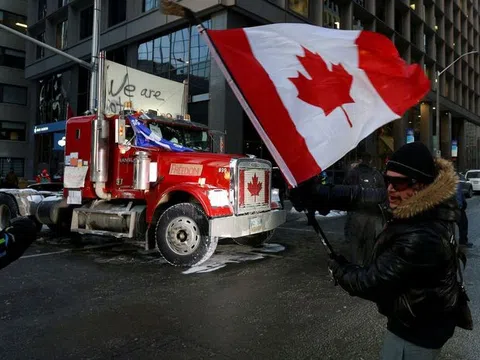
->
xmin=0 ymin=217 xmax=37 ymax=270
xmin=328 ymin=253 xmax=349 ymax=285
xmin=288 ymin=179 xmax=316 ymax=212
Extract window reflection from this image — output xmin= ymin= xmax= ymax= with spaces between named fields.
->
xmin=288 ymin=0 xmax=309 ymax=17
xmin=137 ymin=20 xmax=212 ymax=96
xmin=143 ymin=0 xmax=159 ymax=12
xmin=323 ymin=0 xmax=340 ymax=29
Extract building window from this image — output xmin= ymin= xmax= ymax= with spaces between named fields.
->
xmin=143 ymin=0 xmax=158 ymax=12
xmin=0 ymin=121 xmax=26 ymax=141
xmin=0 ymin=47 xmax=25 ymax=69
xmin=77 ymin=67 xmax=90 ymax=115
xmin=80 ymin=6 xmax=94 ymax=40
xmin=0 ymin=10 xmax=28 ymax=32
xmin=38 ymin=74 xmax=68 ymax=124
xmin=323 ymin=0 xmax=340 ymax=29
xmin=38 ymin=0 xmax=47 ymax=20
xmin=36 ymin=32 xmax=45 ymax=59
xmin=56 ymin=20 xmax=68 ymax=49
xmin=288 ymin=0 xmax=309 ymax=17
xmin=137 ymin=20 xmax=212 ymax=96
xmin=58 ymin=0 xmax=70 ymax=8
xmin=0 ymin=84 xmax=27 ymax=105
xmin=108 ymin=0 xmax=126 ymax=27
xmin=0 ymin=158 xmax=24 ymax=178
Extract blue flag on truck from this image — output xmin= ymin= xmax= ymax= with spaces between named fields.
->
xmin=128 ymin=116 xmax=194 ymax=152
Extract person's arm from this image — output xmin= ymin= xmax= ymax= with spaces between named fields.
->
xmin=289 ymin=181 xmax=387 ymax=213
xmin=0 ymin=217 xmax=37 ymax=270
xmin=330 ymin=229 xmax=443 ymax=302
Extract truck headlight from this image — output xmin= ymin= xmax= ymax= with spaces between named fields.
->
xmin=207 ymin=189 xmax=230 ymax=207
xmin=271 ymin=188 xmax=282 ymax=209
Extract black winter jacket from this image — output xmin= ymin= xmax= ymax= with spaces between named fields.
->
xmin=331 ymin=158 xmax=461 ymax=349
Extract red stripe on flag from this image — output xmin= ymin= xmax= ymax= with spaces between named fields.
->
xmin=207 ymin=29 xmax=321 ymax=185
xmin=355 ymin=31 xmax=430 ymax=116
xmin=239 ymin=169 xmax=245 ymax=207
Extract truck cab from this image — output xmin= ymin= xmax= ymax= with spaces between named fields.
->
xmin=29 ymin=112 xmax=286 ymax=267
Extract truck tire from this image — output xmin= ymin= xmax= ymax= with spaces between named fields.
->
xmin=0 ymin=193 xmax=19 ymax=230
xmin=155 ymin=203 xmax=218 ymax=267
xmin=234 ymin=230 xmax=274 ymax=247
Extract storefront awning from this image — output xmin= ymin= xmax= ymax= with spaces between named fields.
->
xmin=33 ymin=121 xmax=66 ymax=135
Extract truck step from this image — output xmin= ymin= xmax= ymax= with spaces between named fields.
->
xmin=70 ymin=228 xmax=130 ymax=238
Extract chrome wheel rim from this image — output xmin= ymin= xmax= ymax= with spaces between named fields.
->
xmin=165 ymin=216 xmax=201 ymax=255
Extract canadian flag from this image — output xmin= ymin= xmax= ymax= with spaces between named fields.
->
xmin=204 ymin=24 xmax=430 ymax=186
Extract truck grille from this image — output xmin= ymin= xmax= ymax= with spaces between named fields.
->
xmin=233 ymin=159 xmax=272 ymax=215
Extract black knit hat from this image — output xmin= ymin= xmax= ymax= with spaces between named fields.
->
xmin=386 ymin=142 xmax=436 ymax=184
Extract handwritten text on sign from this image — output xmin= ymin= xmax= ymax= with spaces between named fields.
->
xmin=105 ymin=60 xmax=184 ymax=115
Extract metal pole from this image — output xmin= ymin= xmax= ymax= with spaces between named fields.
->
xmin=89 ymin=0 xmax=101 ymax=110
xmin=183 ymin=24 xmax=192 ymax=117
xmin=434 ymin=50 xmax=478 ymax=157
xmin=0 ymin=23 xmax=92 ymax=69
xmin=435 ymin=72 xmax=440 ymax=157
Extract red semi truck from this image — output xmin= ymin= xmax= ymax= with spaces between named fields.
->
xmin=0 ymin=53 xmax=286 ymax=267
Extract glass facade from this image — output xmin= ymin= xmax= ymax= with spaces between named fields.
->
xmin=137 ymin=20 xmax=212 ymax=96
xmin=0 ymin=158 xmax=24 ymax=178
xmin=288 ymin=0 xmax=309 ymax=17
xmin=143 ymin=0 xmax=159 ymax=12
xmin=0 ymin=121 xmax=26 ymax=142
xmin=0 ymin=9 xmax=27 ymax=33
xmin=0 ymin=46 xmax=25 ymax=69
xmin=56 ymin=20 xmax=68 ymax=49
xmin=323 ymin=0 xmax=340 ymax=29
xmin=0 ymin=84 xmax=27 ymax=105
xmin=37 ymin=74 xmax=68 ymax=125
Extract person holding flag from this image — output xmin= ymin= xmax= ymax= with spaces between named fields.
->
xmin=160 ymin=1 xmax=472 ymax=357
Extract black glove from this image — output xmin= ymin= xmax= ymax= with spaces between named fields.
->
xmin=0 ymin=217 xmax=37 ymax=270
xmin=327 ymin=253 xmax=349 ymax=283
xmin=288 ymin=178 xmax=316 ymax=212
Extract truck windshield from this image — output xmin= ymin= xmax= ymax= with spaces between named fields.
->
xmin=148 ymin=122 xmax=210 ymax=152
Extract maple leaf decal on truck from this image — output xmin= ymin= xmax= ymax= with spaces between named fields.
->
xmin=247 ymin=173 xmax=263 ymax=201
xmin=290 ymin=47 xmax=354 ymax=128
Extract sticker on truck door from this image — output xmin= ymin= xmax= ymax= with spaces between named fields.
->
xmin=169 ymin=163 xmax=203 ymax=176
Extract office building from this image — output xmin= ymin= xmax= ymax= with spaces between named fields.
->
xmin=25 ymin=0 xmax=480 ymax=181
xmin=0 ymin=0 xmax=33 ymax=181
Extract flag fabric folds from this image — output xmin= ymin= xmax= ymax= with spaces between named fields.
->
xmin=128 ymin=115 xmax=194 ymax=152
xmin=203 ymin=24 xmax=430 ymax=186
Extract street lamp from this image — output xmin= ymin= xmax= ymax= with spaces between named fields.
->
xmin=435 ymin=50 xmax=478 ymax=156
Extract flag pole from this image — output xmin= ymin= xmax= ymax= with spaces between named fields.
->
xmin=196 ymin=25 xmax=296 ymax=187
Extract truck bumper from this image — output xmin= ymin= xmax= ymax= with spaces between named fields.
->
xmin=209 ymin=209 xmax=286 ymax=238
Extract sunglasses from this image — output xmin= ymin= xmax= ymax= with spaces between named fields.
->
xmin=383 ymin=174 xmax=417 ymax=191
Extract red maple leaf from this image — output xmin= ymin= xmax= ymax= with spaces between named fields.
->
xmin=289 ymin=47 xmax=354 ymax=127
xmin=247 ymin=173 xmax=262 ymax=200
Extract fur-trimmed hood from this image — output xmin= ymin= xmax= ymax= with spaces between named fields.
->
xmin=392 ymin=158 xmax=458 ymax=219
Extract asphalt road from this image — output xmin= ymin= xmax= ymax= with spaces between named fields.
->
xmin=1 ymin=198 xmax=479 ymax=359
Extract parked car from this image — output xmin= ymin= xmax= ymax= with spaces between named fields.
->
xmin=457 ymin=172 xmax=474 ymax=198
xmin=465 ymin=170 xmax=480 ymax=194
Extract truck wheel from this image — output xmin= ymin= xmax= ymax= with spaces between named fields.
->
xmin=0 ymin=193 xmax=19 ymax=230
xmin=155 ymin=203 xmax=218 ymax=267
xmin=234 ymin=230 xmax=274 ymax=247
